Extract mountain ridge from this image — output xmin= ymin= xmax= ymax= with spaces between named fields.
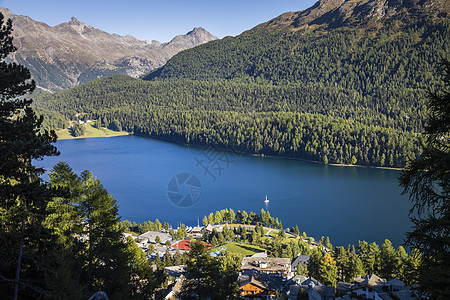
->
xmin=0 ymin=7 xmax=217 ymax=91
xmin=144 ymin=0 xmax=448 ymax=87
xmin=251 ymin=0 xmax=449 ymax=33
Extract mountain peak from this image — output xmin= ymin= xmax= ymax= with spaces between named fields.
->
xmin=68 ymin=17 xmax=87 ymax=27
xmin=188 ymin=27 xmax=207 ymax=34
xmin=2 ymin=8 xmax=217 ymax=91
xmin=166 ymin=27 xmax=217 ymax=47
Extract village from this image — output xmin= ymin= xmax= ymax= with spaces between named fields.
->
xmin=123 ymin=215 xmax=419 ymax=300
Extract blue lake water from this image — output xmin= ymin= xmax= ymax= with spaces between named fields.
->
xmin=35 ymin=135 xmax=412 ymax=248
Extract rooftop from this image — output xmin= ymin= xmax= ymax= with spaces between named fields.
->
xmin=238 ymin=269 xmax=282 ymax=292
xmin=241 ymin=256 xmax=291 ymax=274
xmin=138 ymin=230 xmax=172 ymax=244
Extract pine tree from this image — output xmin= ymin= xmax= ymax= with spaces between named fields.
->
xmin=307 ymin=248 xmax=323 ymax=279
xmin=335 ymin=246 xmax=350 ymax=282
xmin=125 ymin=236 xmax=157 ymax=298
xmin=181 ymin=241 xmax=238 ymax=299
xmin=380 ymin=239 xmax=396 ymax=279
xmin=400 ymin=60 xmax=450 ymax=299
xmin=0 ymin=12 xmax=58 ymax=299
xmin=294 ymin=224 xmax=300 ymax=235
xmin=46 ymin=164 xmax=133 ymax=298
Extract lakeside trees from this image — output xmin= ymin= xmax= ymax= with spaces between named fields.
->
xmin=33 ymin=76 xmax=423 ymax=168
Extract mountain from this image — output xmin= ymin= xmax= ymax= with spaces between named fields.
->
xmin=144 ymin=0 xmax=449 ymax=84
xmin=0 ymin=7 xmax=217 ymax=91
xmin=34 ymin=0 xmax=449 ymax=168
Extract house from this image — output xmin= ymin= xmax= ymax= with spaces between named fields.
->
xmin=165 ymin=265 xmax=187 ymax=278
xmin=353 ymin=274 xmax=386 ymax=287
xmin=351 ymin=277 xmax=417 ymax=300
xmin=241 ymin=256 xmax=292 ymax=277
xmin=251 ymin=252 xmax=268 ymax=258
xmin=335 ymin=275 xmax=418 ymax=300
xmin=238 ymin=269 xmax=283 ymax=299
xmin=285 ymin=276 xmax=335 ymax=300
xmin=291 ymin=255 xmax=310 ymax=272
xmin=163 ymin=275 xmax=184 ymax=300
xmin=190 ymin=226 xmax=204 ymax=237
xmin=205 ymin=224 xmax=214 ymax=234
xmin=138 ymin=230 xmax=172 ymax=245
xmin=336 ymin=281 xmax=354 ymax=296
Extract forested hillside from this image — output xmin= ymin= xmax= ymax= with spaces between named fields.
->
xmin=34 ymin=76 xmax=422 ymax=167
xmin=34 ymin=0 xmax=449 ymax=167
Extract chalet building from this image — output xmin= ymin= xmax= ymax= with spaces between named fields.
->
xmin=165 ymin=265 xmax=187 ymax=278
xmin=285 ymin=275 xmax=335 ymax=300
xmin=162 ymin=275 xmax=184 ymax=300
xmin=238 ymin=269 xmax=282 ymax=299
xmin=353 ymin=274 xmax=386 ymax=286
xmin=335 ymin=275 xmax=418 ymax=300
xmin=138 ymin=230 xmax=172 ymax=245
xmin=204 ymin=224 xmax=224 ymax=235
xmin=205 ymin=224 xmax=214 ymax=234
xmin=189 ymin=226 xmax=204 ymax=237
xmin=241 ymin=256 xmax=292 ymax=278
xmin=291 ymin=255 xmax=310 ymax=273
xmin=351 ymin=277 xmax=418 ymax=300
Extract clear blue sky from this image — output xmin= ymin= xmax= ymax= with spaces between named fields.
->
xmin=0 ymin=0 xmax=317 ymax=42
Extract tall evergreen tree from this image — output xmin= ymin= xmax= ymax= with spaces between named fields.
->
xmin=46 ymin=163 xmax=137 ymax=298
xmin=400 ymin=60 xmax=450 ymax=299
xmin=380 ymin=239 xmax=397 ymax=279
xmin=180 ymin=241 xmax=238 ymax=299
xmin=0 ymin=12 xmax=58 ymax=299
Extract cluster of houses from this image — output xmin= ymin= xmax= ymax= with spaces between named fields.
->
xmin=159 ymin=249 xmax=418 ymax=300
xmin=124 ymin=225 xmax=221 ymax=259
xmin=238 ymin=251 xmax=417 ymax=300
xmin=126 ymin=227 xmax=418 ymax=300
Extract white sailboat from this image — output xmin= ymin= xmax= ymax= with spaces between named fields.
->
xmin=264 ymin=195 xmax=269 ymax=203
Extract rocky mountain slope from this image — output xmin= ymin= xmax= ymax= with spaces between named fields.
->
xmin=145 ymin=0 xmax=449 ymax=83
xmin=0 ymin=7 xmax=217 ymax=91
xmin=252 ymin=0 xmax=449 ymax=31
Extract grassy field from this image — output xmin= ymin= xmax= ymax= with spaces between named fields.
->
xmin=223 ymin=224 xmax=300 ymax=244
xmin=218 ymin=242 xmax=268 ymax=256
xmin=56 ymin=123 xmax=128 ymax=140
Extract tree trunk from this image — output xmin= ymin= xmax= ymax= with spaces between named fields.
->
xmin=13 ymin=219 xmax=25 ymax=300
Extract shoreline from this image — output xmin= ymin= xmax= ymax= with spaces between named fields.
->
xmin=56 ymin=130 xmax=403 ymax=170
xmin=57 ymin=132 xmax=129 ymax=140
xmin=55 ymin=124 xmax=129 ymax=140
xmin=135 ymin=133 xmax=403 ymax=171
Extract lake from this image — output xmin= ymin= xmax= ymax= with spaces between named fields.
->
xmin=35 ymin=135 xmax=412 ymax=248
